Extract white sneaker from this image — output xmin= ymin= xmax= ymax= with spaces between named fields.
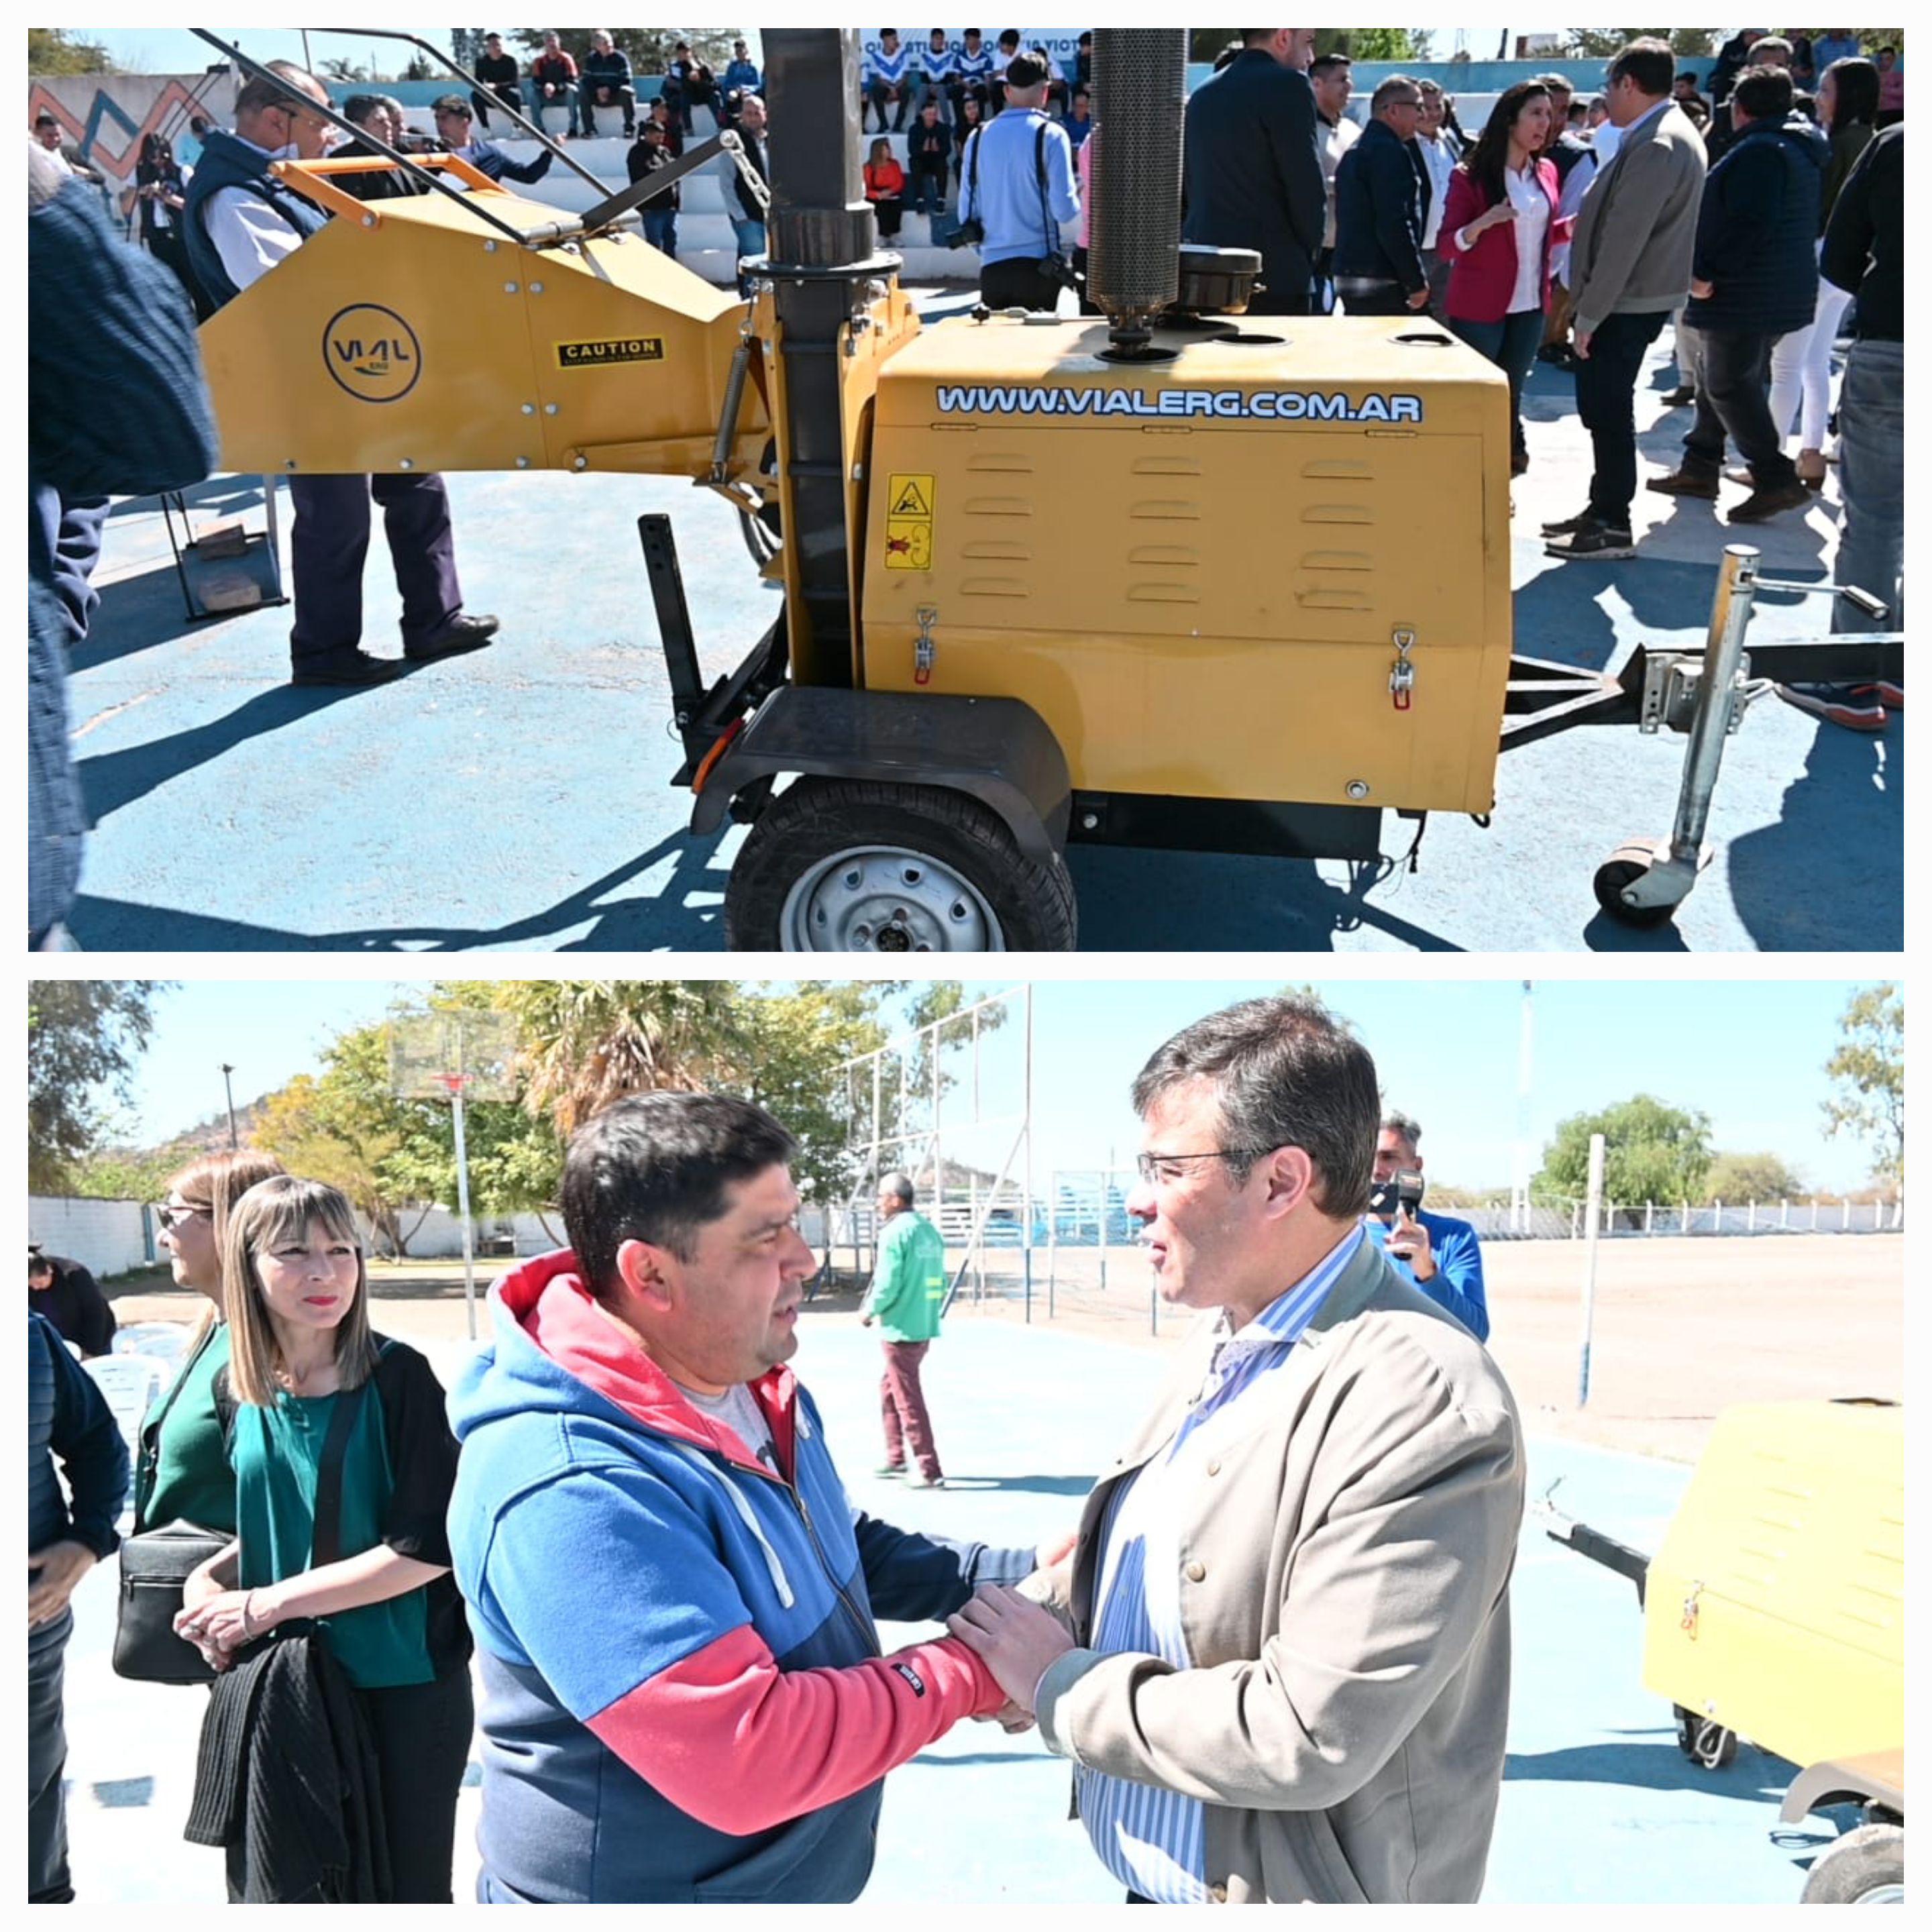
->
xmin=904 ymin=1472 xmax=945 ymax=1490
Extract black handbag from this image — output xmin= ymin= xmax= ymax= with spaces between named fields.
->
xmin=113 ymin=1372 xmax=368 ymax=1684
xmin=113 ymin=1521 xmax=231 ymax=1684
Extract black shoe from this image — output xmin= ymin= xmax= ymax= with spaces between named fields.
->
xmin=1511 ymin=447 xmax=1529 ymax=478
xmin=1540 ymin=506 xmax=1598 ymax=537
xmin=1646 ymin=467 xmax=1721 ymax=500
xmin=1728 ymin=477 xmax=1813 ymax=524
xmin=290 ymin=649 xmax=406 ymax=688
xmin=405 ymin=612 xmax=500 ymax=662
xmin=1536 ymin=342 xmax=1576 ymax=370
xmin=1660 ymin=386 xmax=1698 ymax=407
xmin=1544 ymin=520 xmax=1636 ymax=561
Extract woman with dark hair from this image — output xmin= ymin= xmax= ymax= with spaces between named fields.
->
xmin=952 ymin=92 xmax=984 ymax=201
xmin=123 ymin=131 xmax=210 ymax=319
xmin=1766 ymin=57 xmax=1879 ymax=486
xmin=174 ymin=1176 xmax=472 ymax=1901
xmin=1438 ymin=81 xmax=1565 ymax=478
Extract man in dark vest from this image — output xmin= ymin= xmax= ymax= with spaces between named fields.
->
xmin=182 ymin=61 xmax=498 ymax=687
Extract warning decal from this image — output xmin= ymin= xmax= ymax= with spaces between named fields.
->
xmin=885 ymin=472 xmax=934 ymax=571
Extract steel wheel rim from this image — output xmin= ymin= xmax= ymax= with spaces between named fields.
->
xmin=780 ymin=845 xmax=1006 ymax=953
xmin=1852 ymin=1883 xmax=1904 ymax=1906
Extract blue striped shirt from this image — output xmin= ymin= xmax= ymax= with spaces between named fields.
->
xmin=1077 ymin=1225 xmax=1366 ymax=1902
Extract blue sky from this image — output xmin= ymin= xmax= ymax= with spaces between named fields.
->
xmin=107 ymin=975 xmax=1886 ymax=1194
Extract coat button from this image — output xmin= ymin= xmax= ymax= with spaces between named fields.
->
xmin=1184 ymin=1560 xmax=1206 ymax=1582
xmin=1208 ymin=1883 xmax=1228 ymax=1903
xmin=1205 ymin=1458 xmax=1221 ymax=1476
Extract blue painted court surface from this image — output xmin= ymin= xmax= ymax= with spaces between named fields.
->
xmin=66 ymin=335 xmax=1898 ymax=953
xmin=59 ymin=1316 xmax=1838 ymax=1905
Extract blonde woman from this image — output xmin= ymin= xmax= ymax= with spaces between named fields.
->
xmin=133 ymin=1150 xmax=286 ymax=1539
xmin=176 ymin=1177 xmax=470 ymax=1902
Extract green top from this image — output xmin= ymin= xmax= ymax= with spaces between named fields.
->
xmin=862 ymin=1210 xmax=947 ymax=1342
xmin=232 ymin=1377 xmax=432 ymax=1690
xmin=136 ymin=1321 xmax=238 ymax=1536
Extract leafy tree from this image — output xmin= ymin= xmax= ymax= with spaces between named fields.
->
xmin=494 ymin=979 xmax=747 ymax=1140
xmin=1823 ymin=983 xmax=1903 ymax=1192
xmin=1187 ymin=30 xmax=1432 ymax=62
xmin=1562 ymin=30 xmax=1721 ymax=58
xmin=319 ymin=57 xmax=369 ymax=83
xmin=28 ymin=28 xmax=112 ymax=74
xmin=66 ymin=1141 xmax=202 ymax=1205
xmin=735 ymin=983 xmax=897 ymax=1201
xmin=510 ymin=28 xmax=744 ymax=74
xmin=1703 ymin=1150 xmax=1807 ymax=1203
xmin=28 ymin=981 xmax=168 ymax=1191
xmin=1533 ymin=1094 xmax=1714 ymax=1205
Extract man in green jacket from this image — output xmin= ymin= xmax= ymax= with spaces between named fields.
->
xmin=859 ymin=1173 xmax=949 ymax=1489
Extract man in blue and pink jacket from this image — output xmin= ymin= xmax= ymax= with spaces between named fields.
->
xmin=447 ymin=1091 xmax=1040 ymax=1902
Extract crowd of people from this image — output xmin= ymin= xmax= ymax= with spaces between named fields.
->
xmin=32 ymin=994 xmax=1522 ymax=1904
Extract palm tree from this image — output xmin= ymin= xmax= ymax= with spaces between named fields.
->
xmin=504 ymin=981 xmax=749 ymax=1138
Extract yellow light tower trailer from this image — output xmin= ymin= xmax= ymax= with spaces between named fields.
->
xmin=191 ymin=28 xmax=1901 ymax=951
xmin=1544 ymin=1399 xmax=1905 ymax=1904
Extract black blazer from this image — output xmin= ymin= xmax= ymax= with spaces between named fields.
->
xmin=1181 ymin=48 xmax=1326 ymax=307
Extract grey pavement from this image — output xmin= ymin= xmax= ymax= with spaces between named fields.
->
xmin=56 ymin=1318 xmax=1838 ymax=1906
xmin=63 ymin=325 xmax=1899 ymax=953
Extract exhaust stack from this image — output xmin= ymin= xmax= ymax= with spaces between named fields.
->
xmin=1087 ymin=29 xmax=1188 ymax=355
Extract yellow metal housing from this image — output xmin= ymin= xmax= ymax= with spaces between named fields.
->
xmin=859 ymin=313 xmax=1514 ymax=814
xmin=1642 ymin=1401 xmax=1904 ymax=1772
xmin=197 ymin=160 xmax=768 ymax=482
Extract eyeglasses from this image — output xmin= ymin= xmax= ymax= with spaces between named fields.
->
xmin=1134 ymin=1148 xmax=1274 ymax=1185
xmin=152 ymin=1203 xmax=209 ymax=1232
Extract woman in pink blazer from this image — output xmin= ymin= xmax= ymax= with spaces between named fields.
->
xmin=1438 ymin=81 xmax=1570 ymax=476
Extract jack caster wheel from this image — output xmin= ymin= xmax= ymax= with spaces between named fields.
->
xmin=1594 ymin=840 xmax=1680 ymax=929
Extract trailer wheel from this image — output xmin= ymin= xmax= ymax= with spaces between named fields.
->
xmin=1799 ymin=1823 xmax=1904 ymax=1904
xmin=1674 ymin=1706 xmax=1739 ymax=1770
xmin=1594 ymin=847 xmax=1680 ymax=929
xmin=724 ymin=778 xmax=1077 ymax=953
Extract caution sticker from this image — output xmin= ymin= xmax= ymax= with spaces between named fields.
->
xmin=555 ymin=336 xmax=665 ymax=368
xmin=884 ymin=472 xmax=934 ymax=570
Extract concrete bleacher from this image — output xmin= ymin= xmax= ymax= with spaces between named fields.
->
xmin=392 ymin=102 xmax=1068 ymax=289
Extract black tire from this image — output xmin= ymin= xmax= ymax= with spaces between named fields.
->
xmin=1594 ymin=857 xmax=1678 ymax=928
xmin=1799 ymin=1823 xmax=1904 ymax=1904
xmin=724 ymin=777 xmax=1077 ymax=953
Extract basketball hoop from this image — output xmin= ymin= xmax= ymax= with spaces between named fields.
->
xmin=390 ymin=1010 xmax=518 ymax=1103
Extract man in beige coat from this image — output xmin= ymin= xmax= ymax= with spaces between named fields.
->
xmin=1542 ymin=38 xmax=1708 ymax=561
xmin=951 ymin=995 xmax=1523 ymax=1903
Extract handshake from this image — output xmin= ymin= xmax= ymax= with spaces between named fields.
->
xmin=947 ymin=1531 xmax=1080 ymax=1733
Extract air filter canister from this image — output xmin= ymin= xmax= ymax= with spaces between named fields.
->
xmin=1087 ymin=29 xmax=1188 ymax=327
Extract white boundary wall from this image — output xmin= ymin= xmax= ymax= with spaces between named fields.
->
xmin=29 ymin=1196 xmax=152 ymax=1275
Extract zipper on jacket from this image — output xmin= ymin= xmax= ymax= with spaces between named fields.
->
xmin=786 ymin=1411 xmax=881 ymax=1658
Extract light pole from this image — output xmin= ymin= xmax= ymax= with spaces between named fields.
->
xmin=221 ymin=1063 xmax=239 ymax=1148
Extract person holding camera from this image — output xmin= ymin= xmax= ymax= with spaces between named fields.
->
xmin=1362 ymin=1112 xmax=1489 ymax=1341
xmin=955 ymin=51 xmax=1081 ymax=311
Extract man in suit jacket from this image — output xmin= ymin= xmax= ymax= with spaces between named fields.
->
xmin=1544 ymin=39 xmax=1707 ymax=561
xmin=949 ymin=995 xmax=1525 ymax=1904
xmin=1181 ymin=29 xmax=1326 ymax=316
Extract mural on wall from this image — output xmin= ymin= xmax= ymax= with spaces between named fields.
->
xmin=28 ymin=73 xmax=238 ymax=184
